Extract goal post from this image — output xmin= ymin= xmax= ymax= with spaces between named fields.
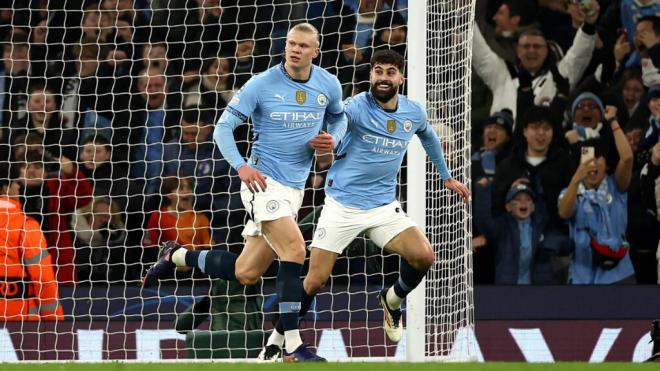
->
xmin=407 ymin=0 xmax=476 ymax=361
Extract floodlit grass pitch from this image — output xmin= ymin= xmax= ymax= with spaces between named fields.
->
xmin=1 ymin=363 xmax=658 ymax=371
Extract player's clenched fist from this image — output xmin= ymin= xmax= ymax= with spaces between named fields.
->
xmin=309 ymin=130 xmax=335 ymax=154
xmin=238 ymin=165 xmax=268 ymax=193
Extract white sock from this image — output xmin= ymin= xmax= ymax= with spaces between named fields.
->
xmin=284 ymin=330 xmax=303 ymax=353
xmin=171 ymin=248 xmax=187 ymax=267
xmin=266 ymin=329 xmax=285 ymax=347
xmin=386 ymin=287 xmax=404 ymax=310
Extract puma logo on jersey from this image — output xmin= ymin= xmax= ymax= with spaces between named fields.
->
xmin=274 ymin=93 xmax=286 ymax=102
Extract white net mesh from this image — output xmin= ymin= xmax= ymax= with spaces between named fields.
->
xmin=0 ymin=0 xmax=473 ymax=361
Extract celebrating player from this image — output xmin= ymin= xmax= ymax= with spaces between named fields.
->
xmin=262 ymin=49 xmax=470 ymax=357
xmin=142 ymin=22 xmax=347 ymax=362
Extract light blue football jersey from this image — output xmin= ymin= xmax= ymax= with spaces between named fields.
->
xmin=216 ymin=63 xmax=344 ymax=189
xmin=326 ymin=92 xmax=451 ymax=209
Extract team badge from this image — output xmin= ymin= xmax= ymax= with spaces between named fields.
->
xmin=317 ymin=94 xmax=327 ymax=106
xmin=404 ymin=120 xmax=413 ymax=132
xmin=387 ymin=119 xmax=396 ymax=133
xmin=315 ymin=228 xmax=326 ymax=239
xmin=296 ymin=90 xmax=307 ymax=105
xmin=266 ymin=200 xmax=279 ymax=213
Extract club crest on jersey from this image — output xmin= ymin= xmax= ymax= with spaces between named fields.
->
xmin=404 ymin=120 xmax=413 ymax=132
xmin=317 ymin=94 xmax=327 ymax=106
xmin=387 ymin=120 xmax=396 ymax=133
xmin=296 ymin=90 xmax=306 ymax=105
xmin=266 ymin=200 xmax=279 ymax=213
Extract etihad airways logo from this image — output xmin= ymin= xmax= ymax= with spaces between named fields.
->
xmin=361 ymin=135 xmax=409 ymax=149
xmin=270 ymin=112 xmax=323 ymax=121
xmin=361 ymin=134 xmax=409 ymax=155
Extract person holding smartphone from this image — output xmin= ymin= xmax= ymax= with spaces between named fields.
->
xmin=558 ymin=106 xmax=635 ymax=284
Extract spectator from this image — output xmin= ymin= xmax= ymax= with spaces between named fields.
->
xmin=472 ymin=109 xmax=514 ymax=181
xmin=78 ymin=135 xmax=131 ymax=199
xmin=0 ymin=167 xmax=64 ymax=321
xmin=620 ymin=1 xmax=660 ymax=71
xmin=182 ymin=56 xmax=235 ymax=109
xmin=493 ymin=107 xmax=574 ymax=228
xmin=635 ymin=15 xmax=660 ymax=86
xmin=471 ymin=109 xmax=514 ymax=284
xmin=17 ymin=151 xmax=93 ymax=283
xmin=145 ymin=177 xmax=213 ymax=262
xmin=71 ymin=197 xmax=128 ymax=282
xmin=639 ymin=84 xmax=660 ymax=151
xmin=637 ymin=142 xmax=660 ymax=283
xmin=371 ymin=10 xmax=407 ymax=58
xmin=558 ymin=107 xmax=635 ymax=284
xmin=9 ymin=83 xmax=78 ymax=160
xmin=0 ymin=32 xmax=30 ymax=133
xmin=232 ymin=30 xmax=270 ymax=88
xmin=472 ymin=3 xmax=599 ymax=119
xmin=61 ymin=40 xmax=116 ymax=138
xmin=477 ymin=0 xmax=538 ymax=64
xmin=475 ymin=181 xmax=559 ymax=284
xmin=120 ymin=67 xmax=182 ymax=192
xmin=162 ymin=108 xmax=245 ymax=246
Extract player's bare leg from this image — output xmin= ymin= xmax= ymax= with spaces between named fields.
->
xmin=235 ymin=236 xmax=277 ymax=285
xmin=379 ymin=226 xmax=434 ymax=342
xmin=260 ymin=217 xmax=326 ymax=362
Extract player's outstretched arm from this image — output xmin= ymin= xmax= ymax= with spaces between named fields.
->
xmin=417 ymin=123 xmax=470 ymax=203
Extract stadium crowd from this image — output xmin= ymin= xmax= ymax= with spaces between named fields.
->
xmin=0 ymin=0 xmax=658 ymax=291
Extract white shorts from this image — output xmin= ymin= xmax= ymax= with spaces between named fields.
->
xmin=240 ymin=177 xmax=304 ymax=237
xmin=311 ymin=196 xmax=417 ymax=254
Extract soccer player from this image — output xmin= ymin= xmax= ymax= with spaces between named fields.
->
xmin=142 ymin=22 xmax=347 ymax=362
xmin=261 ymin=49 xmax=470 ymax=357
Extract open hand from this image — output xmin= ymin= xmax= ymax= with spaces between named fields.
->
xmin=238 ymin=165 xmax=267 ymax=193
xmin=444 ymin=178 xmax=470 ymax=203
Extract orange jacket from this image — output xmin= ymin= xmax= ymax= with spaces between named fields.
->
xmin=146 ymin=208 xmax=213 ymax=251
xmin=0 ymin=197 xmax=64 ymax=321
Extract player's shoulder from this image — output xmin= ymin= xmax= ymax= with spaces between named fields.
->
xmin=311 ymin=64 xmax=340 ymax=82
xmin=344 ymin=92 xmax=369 ymax=107
xmin=399 ymin=95 xmax=425 ymax=113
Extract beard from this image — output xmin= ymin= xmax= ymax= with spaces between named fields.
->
xmin=370 ymin=82 xmax=398 ymax=103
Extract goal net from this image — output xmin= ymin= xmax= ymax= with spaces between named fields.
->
xmin=0 ymin=0 xmax=474 ymax=362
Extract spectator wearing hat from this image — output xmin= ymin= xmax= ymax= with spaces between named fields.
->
xmin=471 ymin=109 xmax=514 ymax=283
xmin=474 ymin=180 xmax=558 ymax=284
xmin=558 ymin=115 xmax=635 ymax=283
xmin=472 ymin=109 xmax=514 ymax=182
xmin=565 ymin=92 xmax=609 ymax=144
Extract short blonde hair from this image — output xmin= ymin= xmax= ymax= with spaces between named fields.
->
xmin=289 ymin=22 xmax=320 ymax=47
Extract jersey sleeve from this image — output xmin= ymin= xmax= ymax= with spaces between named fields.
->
xmin=415 ymin=105 xmax=452 ymax=180
xmin=225 ymin=76 xmax=260 ymax=121
xmin=325 ymin=77 xmax=347 ymax=146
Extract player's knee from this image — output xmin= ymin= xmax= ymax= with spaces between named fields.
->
xmin=280 ymin=241 xmax=306 ymax=263
xmin=410 ymin=245 xmax=434 ymax=272
xmin=303 ymin=274 xmax=327 ymax=294
xmin=235 ymin=267 xmax=261 ymax=286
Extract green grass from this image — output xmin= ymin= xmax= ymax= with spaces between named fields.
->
xmin=1 ymin=363 xmax=658 ymax=371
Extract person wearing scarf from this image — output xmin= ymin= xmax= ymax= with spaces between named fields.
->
xmin=558 ymin=106 xmax=635 ymax=284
